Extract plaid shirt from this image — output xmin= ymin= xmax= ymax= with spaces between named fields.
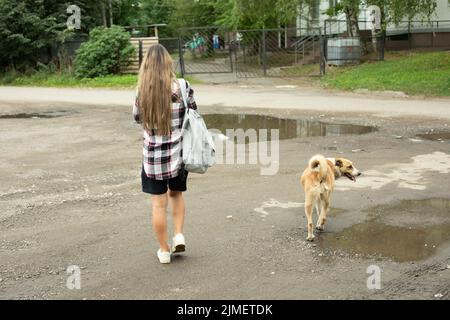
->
xmin=133 ymin=79 xmax=197 ymax=180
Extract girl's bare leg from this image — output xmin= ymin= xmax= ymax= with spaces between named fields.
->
xmin=168 ymin=190 xmax=185 ymax=235
xmin=151 ymin=193 xmax=170 ymax=252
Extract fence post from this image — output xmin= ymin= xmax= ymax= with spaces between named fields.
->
xmin=323 ymin=20 xmax=328 ymax=64
xmin=228 ymin=31 xmax=234 ymax=73
xmin=320 ymin=29 xmax=326 ymax=76
xmin=262 ymin=29 xmax=267 ymax=76
xmin=178 ymin=35 xmax=185 ymax=77
xmin=378 ymin=31 xmax=385 ymax=61
xmin=138 ymin=40 xmax=143 ymax=67
xmin=408 ymin=22 xmax=412 ymax=50
xmin=431 ymin=27 xmax=434 ymax=48
xmin=431 ymin=21 xmax=436 ymax=48
xmin=284 ymin=26 xmax=288 ymax=49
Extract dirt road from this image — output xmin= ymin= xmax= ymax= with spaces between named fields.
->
xmin=1 ymin=85 xmax=450 ymax=119
xmin=0 ymin=86 xmax=449 ymax=299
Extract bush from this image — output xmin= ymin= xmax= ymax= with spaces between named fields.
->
xmin=74 ymin=26 xmax=135 ymax=78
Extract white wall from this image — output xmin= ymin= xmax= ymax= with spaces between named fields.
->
xmin=433 ymin=0 xmax=450 ymax=21
xmin=296 ymin=0 xmax=450 ymax=35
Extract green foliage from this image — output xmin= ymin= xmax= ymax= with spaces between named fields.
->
xmin=114 ymin=0 xmax=142 ymax=26
xmin=167 ymin=0 xmax=309 ymax=30
xmin=214 ymin=0 xmax=241 ymax=29
xmin=193 ymin=0 xmax=439 ymax=31
xmin=168 ymin=0 xmax=219 ymax=29
xmin=0 ymin=0 xmax=68 ymax=71
xmin=325 ymin=0 xmax=357 ymax=15
xmin=324 ymin=0 xmax=437 ymax=36
xmin=324 ymin=0 xmax=361 ymax=36
xmin=215 ymin=0 xmax=304 ymax=29
xmin=275 ymin=0 xmax=310 ymax=25
xmin=141 ymin=0 xmax=174 ymax=27
xmin=0 ymin=0 xmax=123 ymax=72
xmin=366 ymin=0 xmax=437 ymax=29
xmin=322 ymin=51 xmax=450 ymax=96
xmin=74 ymin=26 xmax=135 ymax=78
xmin=44 ymin=0 xmax=107 ymax=33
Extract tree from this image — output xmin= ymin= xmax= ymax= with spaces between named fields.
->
xmin=0 ymin=0 xmax=68 ymax=71
xmin=366 ymin=0 xmax=437 ymax=29
xmin=341 ymin=0 xmax=361 ymax=37
xmin=325 ymin=0 xmax=361 ymax=37
xmin=47 ymin=0 xmax=111 ymax=32
xmin=168 ymin=0 xmax=219 ymax=29
xmin=215 ymin=0 xmax=305 ymax=30
xmin=275 ymin=0 xmax=307 ymax=26
xmin=0 ymin=0 xmax=127 ymax=72
xmin=39 ymin=0 xmax=112 ymax=32
xmin=140 ymin=0 xmax=175 ymax=36
xmin=166 ymin=0 xmax=221 ymax=56
xmin=325 ymin=0 xmax=437 ymax=37
xmin=141 ymin=0 xmax=173 ymax=24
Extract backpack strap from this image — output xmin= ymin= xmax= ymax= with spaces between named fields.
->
xmin=178 ymin=78 xmax=188 ymax=109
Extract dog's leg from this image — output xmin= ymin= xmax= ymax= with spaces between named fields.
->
xmin=316 ymin=195 xmax=330 ymax=231
xmin=305 ymin=196 xmax=315 ymax=241
xmin=315 ymin=201 xmax=320 ymax=218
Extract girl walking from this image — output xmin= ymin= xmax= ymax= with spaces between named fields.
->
xmin=133 ymin=44 xmax=197 ymax=264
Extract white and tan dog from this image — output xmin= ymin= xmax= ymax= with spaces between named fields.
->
xmin=300 ymin=154 xmax=361 ymax=241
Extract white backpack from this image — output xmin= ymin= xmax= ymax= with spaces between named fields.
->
xmin=178 ymin=79 xmax=215 ymax=174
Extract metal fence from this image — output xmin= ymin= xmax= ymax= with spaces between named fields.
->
xmin=233 ymin=27 xmax=324 ymax=77
xmin=174 ymin=27 xmax=324 ymax=78
xmin=173 ymin=23 xmax=380 ymax=77
xmin=322 ymin=19 xmax=450 ymax=66
xmin=159 ymin=37 xmax=182 ymax=73
xmin=133 ymin=20 xmax=450 ymax=77
xmin=177 ymin=27 xmax=233 ymax=75
xmin=384 ymin=20 xmax=450 ymax=51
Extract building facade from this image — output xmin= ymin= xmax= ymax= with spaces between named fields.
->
xmin=296 ymin=0 xmax=450 ymax=36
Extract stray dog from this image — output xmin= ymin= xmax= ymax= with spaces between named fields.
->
xmin=300 ymin=155 xmax=361 ymax=241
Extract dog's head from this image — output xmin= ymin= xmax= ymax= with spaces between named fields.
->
xmin=335 ymin=158 xmax=361 ymax=182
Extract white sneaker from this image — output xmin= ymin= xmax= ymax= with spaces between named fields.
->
xmin=157 ymin=249 xmax=171 ymax=264
xmin=172 ymin=233 xmax=186 ymax=253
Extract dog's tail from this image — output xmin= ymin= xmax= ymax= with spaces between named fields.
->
xmin=308 ymin=154 xmax=328 ymax=177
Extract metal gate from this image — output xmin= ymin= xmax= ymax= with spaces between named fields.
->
xmin=177 ymin=27 xmax=233 ymax=75
xmin=232 ymin=27 xmax=323 ymax=77
xmin=177 ymin=27 xmax=324 ymax=78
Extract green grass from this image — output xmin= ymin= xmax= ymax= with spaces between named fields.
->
xmin=279 ymin=63 xmax=320 ymax=77
xmin=0 ymin=72 xmax=201 ymax=88
xmin=322 ymin=51 xmax=450 ymax=96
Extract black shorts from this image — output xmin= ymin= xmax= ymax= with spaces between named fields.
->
xmin=141 ymin=167 xmax=189 ymax=195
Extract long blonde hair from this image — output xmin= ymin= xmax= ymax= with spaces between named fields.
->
xmin=137 ymin=44 xmax=175 ymax=136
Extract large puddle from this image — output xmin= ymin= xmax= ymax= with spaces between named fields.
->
xmin=319 ymin=198 xmax=450 ymax=262
xmin=417 ymin=132 xmax=450 ymax=142
xmin=0 ymin=111 xmax=72 ymax=119
xmin=203 ymin=114 xmax=377 ymax=140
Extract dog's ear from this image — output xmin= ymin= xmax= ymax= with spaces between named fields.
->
xmin=335 ymin=159 xmax=343 ymax=167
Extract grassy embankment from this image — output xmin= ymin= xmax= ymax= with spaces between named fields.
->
xmin=322 ymin=51 xmax=450 ymax=96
